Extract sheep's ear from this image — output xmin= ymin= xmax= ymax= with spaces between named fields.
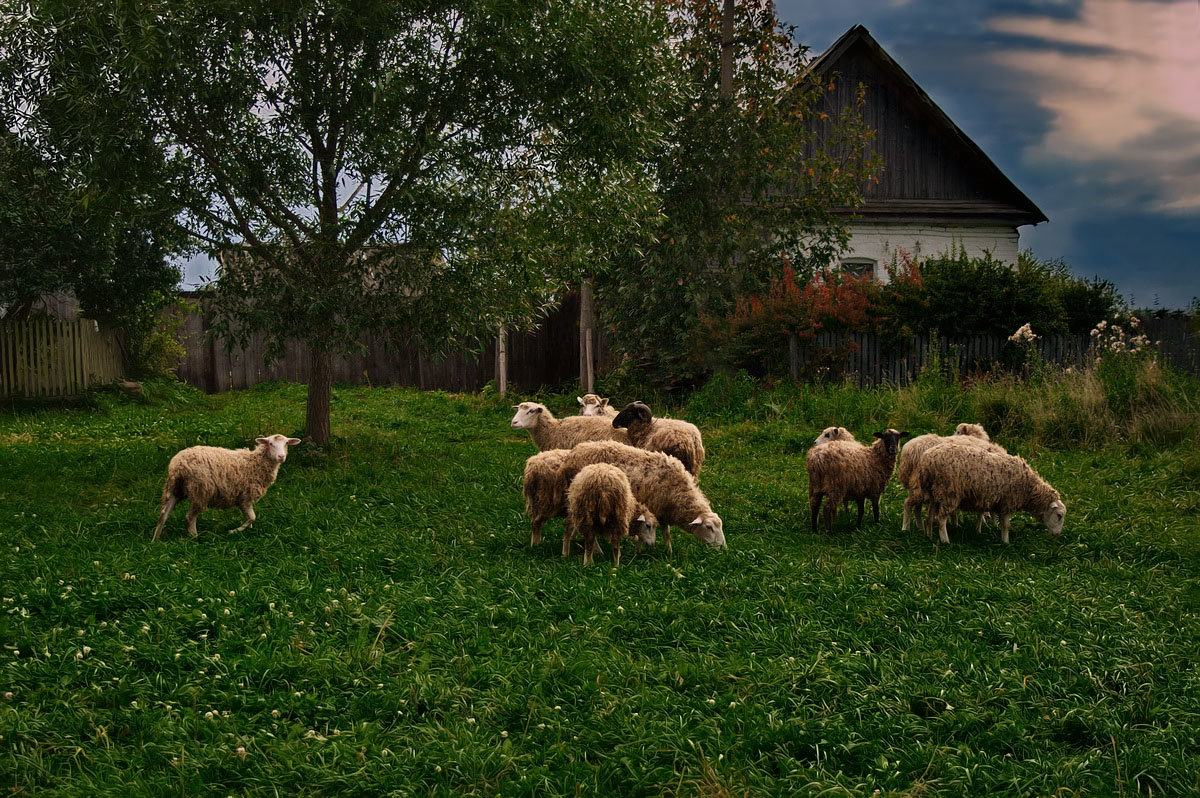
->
xmin=872 ymin=431 xmax=884 ymax=439
xmin=636 ymin=513 xmax=646 ymax=523
xmin=255 ymin=437 xmax=269 ymax=445
xmin=286 ymin=438 xmax=301 ymax=446
xmin=899 ymin=431 xmax=910 ymax=439
xmin=531 ymin=406 xmax=543 ymax=413
xmin=576 ymin=396 xmax=584 ymax=405
xmin=599 ymin=398 xmax=609 ymax=408
xmin=689 ymin=516 xmax=704 ymax=527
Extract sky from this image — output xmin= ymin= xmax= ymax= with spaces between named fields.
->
xmin=775 ymin=0 xmax=1200 ymax=307
xmin=183 ymin=0 xmax=1200 ymax=307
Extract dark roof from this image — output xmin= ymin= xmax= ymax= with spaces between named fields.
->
xmin=810 ymin=25 xmax=1047 ymax=226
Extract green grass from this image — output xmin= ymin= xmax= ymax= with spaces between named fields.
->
xmin=1 ymin=381 xmax=1198 ymax=795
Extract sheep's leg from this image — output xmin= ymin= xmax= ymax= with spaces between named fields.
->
xmin=824 ymin=496 xmax=836 ymax=534
xmin=582 ymin=532 xmax=595 ymax=566
xmin=975 ymin=513 xmax=985 ymax=536
xmin=185 ymin=505 xmax=203 ymax=538
xmin=999 ymin=514 xmax=1011 ymax=544
xmin=611 ymin=533 xmax=622 ymax=568
xmin=152 ymin=495 xmax=176 ymax=541
xmin=810 ymin=494 xmax=823 ymax=534
xmin=530 ymin=518 xmax=544 ymax=547
xmin=855 ymin=499 xmax=865 ymax=530
xmin=230 ymin=504 xmax=255 ymax=534
xmin=936 ymin=512 xmax=950 ymax=544
xmin=662 ymin=525 xmax=672 ymax=555
xmin=871 ymin=497 xmax=880 ymax=524
xmin=561 ymin=522 xmax=575 ymax=557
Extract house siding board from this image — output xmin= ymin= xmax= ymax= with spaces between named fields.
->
xmin=845 ymin=222 xmax=1020 ymax=276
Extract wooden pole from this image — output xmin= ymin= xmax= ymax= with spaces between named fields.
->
xmin=720 ymin=0 xmax=735 ymax=99
xmin=496 ymin=326 xmax=508 ymax=396
xmin=578 ymin=279 xmax=595 ymax=392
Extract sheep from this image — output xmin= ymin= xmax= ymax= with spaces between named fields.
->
xmin=814 ymin=426 xmax=856 ymax=446
xmin=898 ymin=424 xmax=1006 ymax=532
xmin=610 ymin=401 xmax=706 ymax=478
xmin=152 ymin=434 xmax=300 ymax=540
xmin=577 ymin=394 xmax=617 ymax=418
xmin=522 ymin=449 xmax=656 ymax=550
xmin=510 ymin=402 xmax=628 ymax=451
xmin=565 ymin=463 xmax=639 ymax=566
xmin=806 ymin=429 xmax=906 ymax=534
xmin=559 ymin=441 xmax=725 ymax=551
xmin=912 ymin=444 xmax=1066 ymax=544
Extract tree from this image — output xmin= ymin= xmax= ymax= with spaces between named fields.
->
xmin=596 ymin=0 xmax=879 ymax=387
xmin=5 ymin=0 xmax=671 ymax=443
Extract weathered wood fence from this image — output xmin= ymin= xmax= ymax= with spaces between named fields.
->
xmin=176 ymin=293 xmax=609 ymax=393
xmin=788 ymin=318 xmax=1199 ymax=386
xmin=0 ymin=318 xmax=125 ymax=398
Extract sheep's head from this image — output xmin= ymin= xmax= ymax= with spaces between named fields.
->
xmin=510 ymin=402 xmax=547 ymax=429
xmin=954 ymin=423 xmax=990 ymax=440
xmin=256 ymin=434 xmax=301 ymax=463
xmin=630 ymin=508 xmax=658 ymax=547
xmin=612 ymin=401 xmax=652 ymax=429
xmin=577 ymin=394 xmax=611 ymax=416
xmin=1042 ymin=499 xmax=1066 ymax=536
xmin=872 ymin=429 xmax=907 ymax=456
xmin=814 ymin=426 xmax=854 ymax=446
xmin=688 ymin=512 xmax=726 ymax=547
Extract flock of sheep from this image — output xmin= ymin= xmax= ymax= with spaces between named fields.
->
xmin=149 ymin=393 xmax=1066 ymax=561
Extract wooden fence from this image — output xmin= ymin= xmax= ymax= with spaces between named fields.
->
xmin=176 ymin=293 xmax=607 ymax=393
xmin=0 ymin=318 xmax=125 ymax=398
xmin=789 ymin=317 xmax=1200 ymax=387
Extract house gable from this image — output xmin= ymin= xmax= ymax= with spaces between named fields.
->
xmin=811 ymin=25 xmax=1047 ymax=226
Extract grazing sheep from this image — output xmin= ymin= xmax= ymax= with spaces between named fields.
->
xmin=577 ymin=394 xmax=617 ymax=418
xmin=610 ymin=402 xmax=706 ymax=478
xmin=565 ymin=463 xmax=638 ymax=566
xmin=898 ymin=425 xmax=1006 ymax=531
xmin=814 ymin=426 xmax=856 ymax=446
xmin=510 ymin=402 xmax=628 ymax=451
xmin=522 ymin=449 xmax=656 ymax=551
xmin=560 ymin=441 xmax=725 ymax=551
xmin=913 ymin=444 xmax=1066 ymax=544
xmin=806 ymin=429 xmax=906 ymax=534
xmin=152 ymin=434 xmax=300 ymax=540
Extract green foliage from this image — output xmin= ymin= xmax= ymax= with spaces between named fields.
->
xmin=597 ymin=0 xmax=880 ymax=387
xmin=123 ymin=297 xmax=189 ymax=380
xmin=1 ymin=384 xmax=1198 ymax=794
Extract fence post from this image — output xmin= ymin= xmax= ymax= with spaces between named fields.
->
xmin=579 ymin=279 xmax=595 ymax=392
xmin=496 ymin=326 xmax=508 ymax=396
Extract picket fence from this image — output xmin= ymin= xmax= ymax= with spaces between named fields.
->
xmin=0 ymin=318 xmax=124 ymax=398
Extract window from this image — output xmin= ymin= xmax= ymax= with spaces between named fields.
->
xmin=839 ymin=258 xmax=877 ymax=279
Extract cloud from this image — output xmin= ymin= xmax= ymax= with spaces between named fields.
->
xmin=987 ymin=0 xmax=1200 ymax=212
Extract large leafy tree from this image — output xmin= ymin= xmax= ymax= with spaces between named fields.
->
xmin=597 ymin=0 xmax=879 ymax=386
xmin=5 ymin=0 xmax=671 ymax=443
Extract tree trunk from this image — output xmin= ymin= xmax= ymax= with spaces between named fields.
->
xmin=720 ymin=0 xmax=735 ymax=99
xmin=306 ymin=346 xmax=332 ymax=445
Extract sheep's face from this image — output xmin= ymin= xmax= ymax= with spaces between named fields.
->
xmin=612 ymin=401 xmax=651 ymax=430
xmin=630 ymin=510 xmax=657 ymax=546
xmin=510 ymin=402 xmax=546 ymax=429
xmin=256 ymin=434 xmax=301 ymax=463
xmin=814 ymin=426 xmax=853 ymax=445
xmin=577 ymin=394 xmax=610 ymax=416
xmin=1042 ymin=500 xmax=1066 ymax=536
xmin=872 ymin=429 xmax=907 ymax=456
xmin=954 ymin=423 xmax=990 ymax=440
xmin=688 ymin=512 xmax=726 ymax=547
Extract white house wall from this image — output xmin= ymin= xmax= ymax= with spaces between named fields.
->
xmin=841 ymin=223 xmax=1020 ymax=281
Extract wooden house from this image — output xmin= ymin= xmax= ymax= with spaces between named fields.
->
xmin=810 ymin=25 xmax=1047 ymax=278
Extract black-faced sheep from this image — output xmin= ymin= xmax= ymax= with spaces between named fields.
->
xmin=559 ymin=441 xmax=725 ymax=551
xmin=610 ymin=402 xmax=706 ymax=478
xmin=565 ymin=463 xmax=639 ymax=566
xmin=577 ymin=394 xmax=617 ymax=418
xmin=898 ymin=425 xmax=1006 ymax=532
xmin=152 ymin=434 xmax=300 ymax=540
xmin=912 ymin=444 xmax=1066 ymax=544
xmin=806 ymin=429 xmax=907 ymax=534
xmin=511 ymin=402 xmax=628 ymax=451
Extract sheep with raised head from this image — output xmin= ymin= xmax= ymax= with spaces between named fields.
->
xmin=610 ymin=402 xmax=706 ymax=478
xmin=814 ymin=426 xmax=856 ymax=446
xmin=912 ymin=444 xmax=1065 ymax=544
xmin=898 ymin=424 xmax=1006 ymax=532
xmin=577 ymin=394 xmax=617 ymax=418
xmin=522 ymin=449 xmax=656 ymax=549
xmin=510 ymin=402 xmax=628 ymax=451
xmin=559 ymin=441 xmax=725 ymax=552
xmin=152 ymin=434 xmax=300 ymax=540
xmin=806 ymin=429 xmax=907 ymax=534
xmin=565 ymin=463 xmax=641 ymax=566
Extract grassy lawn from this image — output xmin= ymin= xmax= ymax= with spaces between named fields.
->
xmin=1 ymin=382 xmax=1198 ymax=795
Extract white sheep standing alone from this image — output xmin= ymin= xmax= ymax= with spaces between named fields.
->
xmin=912 ymin=444 xmax=1065 ymax=544
xmin=806 ymin=429 xmax=907 ymax=533
xmin=152 ymin=434 xmax=300 ymax=540
xmin=565 ymin=463 xmax=639 ymax=566
xmin=511 ymin=402 xmax=628 ymax=451
xmin=577 ymin=394 xmax=617 ymax=418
